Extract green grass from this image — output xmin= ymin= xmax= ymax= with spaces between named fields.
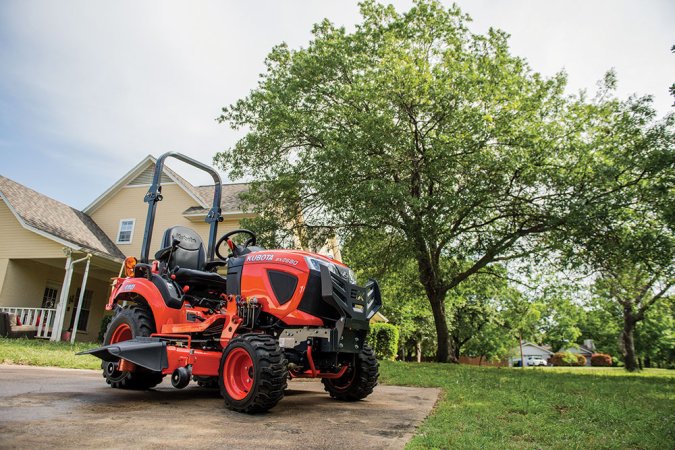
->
xmin=380 ymin=361 xmax=675 ymax=450
xmin=0 ymin=337 xmax=101 ymax=370
xmin=2 ymin=338 xmax=673 ymax=448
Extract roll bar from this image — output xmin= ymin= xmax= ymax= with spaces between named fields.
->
xmin=140 ymin=152 xmax=223 ymax=263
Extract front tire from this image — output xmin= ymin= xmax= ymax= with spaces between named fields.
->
xmin=219 ymin=334 xmax=287 ymax=413
xmin=102 ymin=305 xmax=164 ymax=390
xmin=322 ymin=344 xmax=379 ymax=401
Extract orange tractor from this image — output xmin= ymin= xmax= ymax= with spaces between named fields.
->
xmin=81 ymin=152 xmax=381 ymax=413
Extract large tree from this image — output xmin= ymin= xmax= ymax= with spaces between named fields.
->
xmin=559 ymin=92 xmax=674 ymax=371
xmin=215 ymin=0 xmax=667 ymax=361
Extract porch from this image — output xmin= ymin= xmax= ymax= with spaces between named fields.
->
xmin=0 ymin=251 xmax=120 ymax=342
xmin=0 ymin=306 xmax=56 ymax=338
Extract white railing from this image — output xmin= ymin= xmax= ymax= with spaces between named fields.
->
xmin=0 ymin=307 xmax=56 ymax=339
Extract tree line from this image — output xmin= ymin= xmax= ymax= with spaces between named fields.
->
xmin=215 ymin=0 xmax=674 ymax=371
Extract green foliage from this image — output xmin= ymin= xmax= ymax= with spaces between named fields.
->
xmin=591 ymin=353 xmax=612 ymax=367
xmin=380 ymin=360 xmax=675 ymax=449
xmin=635 ymin=297 xmax=675 ymax=368
xmin=367 ymin=322 xmax=399 ymax=360
xmin=214 ymin=0 xmax=673 ymax=362
xmin=98 ymin=314 xmax=113 ymax=343
xmin=551 ymin=352 xmax=586 ymax=367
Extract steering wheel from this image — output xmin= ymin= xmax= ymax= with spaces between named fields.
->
xmin=215 ymin=229 xmax=257 ymax=260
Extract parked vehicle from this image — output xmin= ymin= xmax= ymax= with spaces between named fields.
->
xmin=81 ymin=152 xmax=382 ymax=413
xmin=513 ymin=355 xmax=548 ymax=367
xmin=526 ymin=355 xmax=548 ymax=366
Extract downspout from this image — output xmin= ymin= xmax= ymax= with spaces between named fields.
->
xmin=70 ymin=254 xmax=92 ymax=344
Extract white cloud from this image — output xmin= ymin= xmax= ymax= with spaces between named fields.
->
xmin=0 ymin=0 xmax=672 ymax=207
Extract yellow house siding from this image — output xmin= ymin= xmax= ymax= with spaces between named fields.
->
xmin=0 ymin=258 xmax=112 ymax=341
xmin=90 ymin=184 xmax=243 ymax=259
xmin=0 ymin=259 xmax=65 ymax=308
xmin=0 ymin=200 xmax=68 ymax=259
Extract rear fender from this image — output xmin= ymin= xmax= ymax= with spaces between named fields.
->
xmin=110 ymin=277 xmax=183 ymax=328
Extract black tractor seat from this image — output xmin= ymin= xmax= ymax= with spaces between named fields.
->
xmin=155 ymin=226 xmax=227 ymax=305
xmin=173 ymin=267 xmax=227 ymax=296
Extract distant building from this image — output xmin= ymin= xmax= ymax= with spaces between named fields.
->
xmin=559 ymin=339 xmax=596 ymax=366
xmin=508 ymin=342 xmax=553 ymax=366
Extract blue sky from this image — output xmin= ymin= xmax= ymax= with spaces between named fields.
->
xmin=1 ymin=0 xmax=673 ymax=209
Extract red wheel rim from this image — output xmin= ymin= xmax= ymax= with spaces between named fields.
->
xmin=223 ymin=348 xmax=254 ymax=400
xmin=110 ymin=323 xmax=132 ymax=344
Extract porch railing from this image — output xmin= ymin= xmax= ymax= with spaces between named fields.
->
xmin=0 ymin=307 xmax=56 ymax=339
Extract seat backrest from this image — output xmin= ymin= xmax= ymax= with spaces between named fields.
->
xmin=160 ymin=226 xmax=205 ymax=271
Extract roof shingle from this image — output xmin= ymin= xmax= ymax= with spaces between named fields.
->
xmin=0 ymin=176 xmax=125 ymax=260
xmin=185 ymin=183 xmax=250 ymax=215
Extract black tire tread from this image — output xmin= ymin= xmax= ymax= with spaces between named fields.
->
xmin=219 ymin=333 xmax=287 ymax=413
xmin=102 ymin=304 xmax=164 ymax=390
xmin=322 ymin=343 xmax=379 ymax=401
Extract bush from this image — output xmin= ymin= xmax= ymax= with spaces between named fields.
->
xmin=367 ymin=323 xmax=399 ymax=360
xmin=591 ymin=353 xmax=612 ymax=367
xmin=550 ymin=351 xmax=586 ymax=366
xmin=98 ymin=314 xmax=113 ymax=343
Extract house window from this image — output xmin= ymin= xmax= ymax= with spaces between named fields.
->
xmin=68 ymin=288 xmax=93 ymax=332
xmin=41 ymin=284 xmax=60 ymax=309
xmin=116 ymin=219 xmax=135 ymax=244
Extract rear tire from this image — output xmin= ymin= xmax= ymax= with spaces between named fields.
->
xmin=219 ymin=334 xmax=287 ymax=413
xmin=102 ymin=305 xmax=165 ymax=390
xmin=322 ymin=344 xmax=378 ymax=401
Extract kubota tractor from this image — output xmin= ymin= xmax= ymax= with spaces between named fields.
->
xmin=81 ymin=152 xmax=381 ymax=413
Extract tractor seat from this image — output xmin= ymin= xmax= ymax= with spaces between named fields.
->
xmin=173 ymin=267 xmax=227 ymax=296
xmin=156 ymin=225 xmax=227 ymax=301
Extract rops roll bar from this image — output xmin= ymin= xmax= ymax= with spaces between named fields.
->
xmin=140 ymin=152 xmax=223 ymax=263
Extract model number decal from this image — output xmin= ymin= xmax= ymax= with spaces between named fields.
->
xmin=275 ymin=258 xmax=298 ymax=266
xmin=246 ymin=254 xmax=274 ymax=262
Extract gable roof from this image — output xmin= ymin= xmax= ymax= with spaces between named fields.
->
xmin=0 ymin=175 xmax=125 ymax=261
xmin=520 ymin=342 xmax=554 ymax=355
xmin=83 ymin=155 xmax=210 ymax=214
xmin=84 ymin=154 xmax=250 ymax=218
xmin=559 ymin=345 xmax=594 ymax=355
xmin=184 ymin=183 xmax=250 ymax=216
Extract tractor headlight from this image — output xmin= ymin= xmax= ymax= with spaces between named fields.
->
xmin=305 ymin=256 xmax=357 ymax=284
xmin=337 ymin=266 xmax=358 ymax=284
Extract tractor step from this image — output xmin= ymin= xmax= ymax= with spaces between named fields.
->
xmin=79 ymin=337 xmax=169 ymax=372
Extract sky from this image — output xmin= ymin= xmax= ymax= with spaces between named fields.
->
xmin=1 ymin=0 xmax=673 ymax=209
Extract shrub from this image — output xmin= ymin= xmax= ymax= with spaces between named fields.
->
xmin=367 ymin=323 xmax=399 ymax=360
xmin=612 ymin=356 xmax=624 ymax=367
xmin=550 ymin=351 xmax=586 ymax=366
xmin=591 ymin=353 xmax=612 ymax=367
xmin=98 ymin=314 xmax=113 ymax=343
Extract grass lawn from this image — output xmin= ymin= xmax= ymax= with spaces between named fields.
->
xmin=0 ymin=337 xmax=101 ymax=370
xmin=2 ymin=338 xmax=673 ymax=449
xmin=380 ymin=360 xmax=675 ymax=449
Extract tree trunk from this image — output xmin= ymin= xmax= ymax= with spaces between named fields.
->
xmin=429 ymin=295 xmax=456 ymax=362
xmin=415 ymin=340 xmax=422 ymax=363
xmin=622 ymin=310 xmax=638 ymax=372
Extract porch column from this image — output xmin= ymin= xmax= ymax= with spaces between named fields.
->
xmin=51 ymin=250 xmax=73 ymax=342
xmin=70 ymin=255 xmax=92 ymax=344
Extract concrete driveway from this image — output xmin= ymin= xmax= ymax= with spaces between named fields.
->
xmin=0 ymin=365 xmax=439 ymax=450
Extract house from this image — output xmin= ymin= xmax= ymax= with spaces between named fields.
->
xmin=508 ymin=342 xmax=553 ymax=366
xmin=1 ymin=154 xmax=385 ymax=342
xmin=559 ymin=339 xmax=596 ymax=366
xmin=0 ymin=155 xmax=252 ymax=342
